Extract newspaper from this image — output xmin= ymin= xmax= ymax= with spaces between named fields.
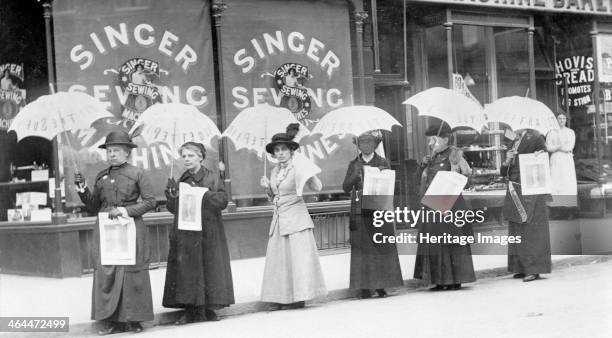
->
xmin=519 ymin=153 xmax=551 ymax=195
xmin=98 ymin=212 xmax=136 ymax=265
xmin=421 ymin=171 xmax=468 ymax=211
xmin=178 ymin=182 xmax=208 ymax=231
xmin=361 ymin=166 xmax=395 ymax=210
xmin=293 ymin=151 xmax=322 ymax=196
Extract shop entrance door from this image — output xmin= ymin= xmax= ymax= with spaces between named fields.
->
xmin=418 ymin=11 xmax=534 ymax=170
xmin=422 ymin=22 xmax=532 ymax=107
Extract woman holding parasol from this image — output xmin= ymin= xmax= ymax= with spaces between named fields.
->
xmin=259 ymin=123 xmax=327 ymax=309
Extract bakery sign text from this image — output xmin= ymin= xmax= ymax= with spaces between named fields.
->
xmin=419 ymin=0 xmax=612 ymax=15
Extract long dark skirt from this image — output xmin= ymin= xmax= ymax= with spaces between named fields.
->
xmin=162 ymin=230 xmax=206 ymax=308
xmin=91 ymin=266 xmax=153 ymax=322
xmin=507 ymin=206 xmax=552 ymax=275
xmin=163 ymin=225 xmax=235 ymax=309
xmin=349 ymin=212 xmax=403 ymax=290
xmin=414 ymin=242 xmax=476 ymax=285
xmin=413 ymin=208 xmax=476 ymax=285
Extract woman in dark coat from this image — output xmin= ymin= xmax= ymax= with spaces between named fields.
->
xmin=502 ymin=129 xmax=552 ymax=282
xmin=163 ymin=142 xmax=235 ymax=324
xmin=75 ymin=131 xmax=156 ymax=335
xmin=413 ymin=124 xmax=476 ymax=290
xmin=343 ymin=130 xmax=403 ymax=299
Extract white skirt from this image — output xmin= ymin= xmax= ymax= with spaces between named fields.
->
xmin=549 ymin=152 xmax=578 ymax=207
xmin=260 ymin=225 xmax=327 ymax=304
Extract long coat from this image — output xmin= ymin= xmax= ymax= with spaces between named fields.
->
xmin=413 ymin=146 xmax=476 ymax=285
xmin=503 ymin=132 xmax=552 ymax=275
xmin=162 ymin=167 xmax=235 ymax=309
xmin=343 ymin=153 xmax=403 ymax=290
xmin=78 ymin=162 xmax=156 ymax=322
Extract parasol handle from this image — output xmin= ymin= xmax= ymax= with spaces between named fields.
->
xmin=436 ymin=121 xmax=446 ymax=137
xmin=170 ymin=156 xmax=175 ymax=177
xmin=55 ymin=107 xmax=79 ymax=183
xmin=263 ymin=115 xmax=267 ymax=177
xmin=170 ymin=120 xmax=177 ymax=178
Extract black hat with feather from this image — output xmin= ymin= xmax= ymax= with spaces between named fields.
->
xmin=265 ymin=123 xmax=300 ymax=154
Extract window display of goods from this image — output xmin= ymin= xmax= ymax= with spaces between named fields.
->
xmin=465 ymin=182 xmax=507 ymax=192
xmin=461 ymin=145 xmax=507 ymax=152
xmin=472 ymin=168 xmax=500 ymax=175
xmin=575 ymin=159 xmax=612 ymax=182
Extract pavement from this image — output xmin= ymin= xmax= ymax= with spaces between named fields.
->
xmin=0 ymin=253 xmax=610 ymax=337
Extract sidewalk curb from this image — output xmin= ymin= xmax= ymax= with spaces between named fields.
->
xmin=60 ymin=255 xmax=610 ymax=336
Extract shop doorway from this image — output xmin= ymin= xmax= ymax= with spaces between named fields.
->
xmin=415 ymin=11 xmax=536 ymax=173
xmin=420 ymin=16 xmax=533 ymax=107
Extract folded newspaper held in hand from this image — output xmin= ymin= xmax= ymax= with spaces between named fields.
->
xmin=421 ymin=171 xmax=468 ymax=212
xmin=98 ymin=213 xmax=136 ymax=265
xmin=292 ymin=151 xmax=322 ymax=196
xmin=361 ymin=166 xmax=395 ymax=210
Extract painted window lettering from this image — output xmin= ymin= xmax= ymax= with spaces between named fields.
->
xmin=233 ymin=31 xmax=340 ymax=78
xmin=70 ymin=23 xmax=197 ymax=72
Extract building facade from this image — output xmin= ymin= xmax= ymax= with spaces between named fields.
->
xmin=1 ymin=0 xmax=611 ymax=276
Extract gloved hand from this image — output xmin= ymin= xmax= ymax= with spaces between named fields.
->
xmin=260 ymin=176 xmax=270 ymax=189
xmin=108 ymin=208 xmax=123 ymax=219
xmin=166 ymin=178 xmax=178 ymax=198
xmin=74 ymin=172 xmax=85 ymax=188
xmin=351 ymin=162 xmax=363 ymax=190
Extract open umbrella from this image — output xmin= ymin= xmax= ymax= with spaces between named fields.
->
xmin=402 ymin=87 xmax=486 ymax=132
xmin=9 ymin=91 xmax=112 ymax=141
xmin=129 ymin=103 xmax=221 ymax=152
xmin=310 ymin=105 xmax=402 ymax=138
xmin=9 ymin=91 xmax=113 ymax=172
xmin=222 ymin=104 xmax=308 ymax=158
xmin=221 ymin=104 xmax=309 ymax=174
xmin=129 ymin=102 xmax=221 ymax=176
xmin=485 ymin=96 xmax=559 ymax=135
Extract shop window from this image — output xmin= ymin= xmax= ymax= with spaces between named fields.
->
xmin=494 ymin=27 xmax=530 ymax=98
xmin=424 ymin=25 xmax=448 ymax=89
xmin=373 ymin=2 xmax=405 ymax=75
xmin=538 ymin=15 xmax=612 ymax=217
xmin=453 ymin=25 xmax=490 ymax=104
xmin=53 ymin=0 xmax=78 ymax=15
xmin=419 ymin=12 xmax=539 ymax=224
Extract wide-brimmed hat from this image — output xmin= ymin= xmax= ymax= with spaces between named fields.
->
xmin=425 ymin=122 xmax=452 ymax=138
xmin=265 ymin=123 xmax=300 ymax=154
xmin=98 ymin=130 xmax=138 ymax=149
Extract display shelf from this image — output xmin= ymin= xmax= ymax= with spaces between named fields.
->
xmin=0 ymin=180 xmax=51 ymax=222
xmin=461 ymin=147 xmax=507 ymax=152
xmin=471 ymin=172 xmax=500 ymax=177
xmin=0 ymin=181 xmax=48 ymax=188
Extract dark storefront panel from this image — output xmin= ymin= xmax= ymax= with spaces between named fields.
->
xmin=52 ymin=0 xmax=218 ymax=205
xmin=220 ymin=0 xmax=356 ymax=200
